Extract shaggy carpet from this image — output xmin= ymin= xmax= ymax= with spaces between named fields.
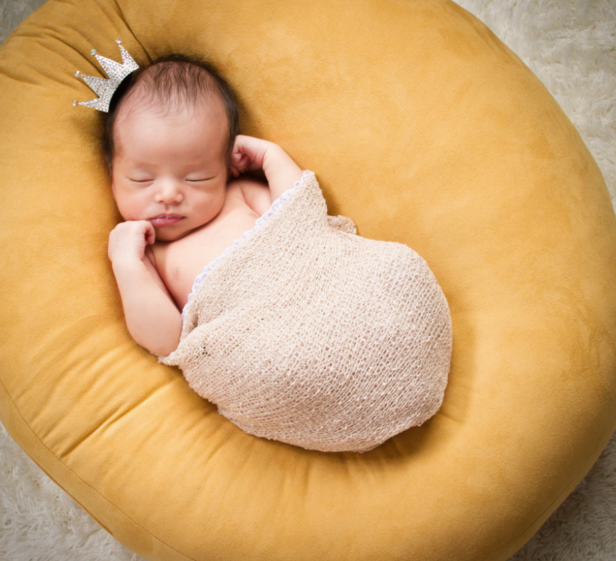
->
xmin=1 ymin=0 xmax=615 ymax=559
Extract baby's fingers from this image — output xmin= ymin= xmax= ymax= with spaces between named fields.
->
xmin=140 ymin=221 xmax=155 ymax=245
xmin=232 ymin=135 xmax=269 ymax=171
xmin=231 ymin=150 xmax=249 ymax=171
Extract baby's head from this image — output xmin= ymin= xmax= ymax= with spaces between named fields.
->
xmin=105 ymin=55 xmax=240 ymax=241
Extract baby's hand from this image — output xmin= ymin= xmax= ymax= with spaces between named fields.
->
xmin=230 ymin=135 xmax=272 ymax=178
xmin=108 ymin=220 xmax=156 ymax=266
xmin=230 ymin=135 xmax=303 ymax=200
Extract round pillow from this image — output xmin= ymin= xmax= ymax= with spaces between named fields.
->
xmin=1 ymin=1 xmax=615 ymax=560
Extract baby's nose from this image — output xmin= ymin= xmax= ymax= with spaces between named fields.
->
xmin=154 ymin=182 xmax=184 ymax=204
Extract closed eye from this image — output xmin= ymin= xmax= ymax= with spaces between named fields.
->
xmin=186 ymin=178 xmax=214 ymax=182
xmin=128 ymin=178 xmax=152 ymax=183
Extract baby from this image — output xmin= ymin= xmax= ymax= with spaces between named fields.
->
xmin=105 ymin=54 xmax=451 ymax=453
xmin=106 ymin=55 xmax=303 ymax=357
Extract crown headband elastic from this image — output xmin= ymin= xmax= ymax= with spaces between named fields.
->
xmin=72 ymin=38 xmax=139 ymax=113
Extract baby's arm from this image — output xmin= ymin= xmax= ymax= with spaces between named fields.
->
xmin=108 ymin=220 xmax=182 ymax=357
xmin=230 ymin=135 xmax=303 ymax=202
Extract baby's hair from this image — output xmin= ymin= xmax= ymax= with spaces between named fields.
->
xmin=104 ymin=53 xmax=239 ymax=176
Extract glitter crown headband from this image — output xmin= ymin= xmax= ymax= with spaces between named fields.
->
xmin=72 ymin=39 xmax=139 ymax=113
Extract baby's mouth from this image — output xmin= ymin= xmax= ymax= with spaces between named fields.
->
xmin=149 ymin=214 xmax=185 ymax=226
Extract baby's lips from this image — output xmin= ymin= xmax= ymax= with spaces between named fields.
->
xmin=149 ymin=215 xmax=185 ymax=226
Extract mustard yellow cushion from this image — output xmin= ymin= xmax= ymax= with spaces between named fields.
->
xmin=1 ymin=0 xmax=616 ymax=559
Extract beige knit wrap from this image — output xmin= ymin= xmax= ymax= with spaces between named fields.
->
xmin=158 ymin=171 xmax=452 ymax=453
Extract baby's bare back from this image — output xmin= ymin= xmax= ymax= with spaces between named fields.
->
xmin=147 ymin=181 xmax=260 ymax=311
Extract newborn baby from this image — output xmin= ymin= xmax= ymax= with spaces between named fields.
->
xmin=107 ymin=56 xmax=300 ymax=357
xmin=107 ymin=55 xmax=452 ymax=453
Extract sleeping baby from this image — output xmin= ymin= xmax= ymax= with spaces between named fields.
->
xmin=106 ymin=55 xmax=302 ymax=357
xmin=99 ymin=51 xmax=452 ymax=453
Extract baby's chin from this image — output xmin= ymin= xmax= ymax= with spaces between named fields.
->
xmin=154 ymin=230 xmax=184 ymax=242
xmin=152 ymin=224 xmax=195 ymax=243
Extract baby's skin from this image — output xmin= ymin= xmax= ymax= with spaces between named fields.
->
xmin=108 ymin=101 xmax=302 ymax=356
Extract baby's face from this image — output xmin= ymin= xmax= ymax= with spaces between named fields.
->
xmin=111 ymin=100 xmax=229 ymax=242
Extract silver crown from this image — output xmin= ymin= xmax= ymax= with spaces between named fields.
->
xmin=72 ymin=39 xmax=139 ymax=113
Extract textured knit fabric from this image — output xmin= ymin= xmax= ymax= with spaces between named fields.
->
xmin=181 ymin=185 xmax=296 ymax=321
xmin=158 ymin=170 xmax=453 ymax=453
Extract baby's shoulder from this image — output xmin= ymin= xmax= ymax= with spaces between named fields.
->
xmin=227 ymin=175 xmax=269 ymax=195
xmin=226 ymin=175 xmax=271 ymax=216
xmin=224 ymin=177 xmax=250 ymax=203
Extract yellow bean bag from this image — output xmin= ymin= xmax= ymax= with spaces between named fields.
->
xmin=1 ymin=0 xmax=616 ymax=559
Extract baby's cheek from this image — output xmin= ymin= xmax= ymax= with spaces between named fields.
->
xmin=114 ymin=192 xmax=146 ymax=222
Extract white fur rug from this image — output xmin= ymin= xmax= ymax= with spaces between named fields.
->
xmin=1 ymin=0 xmax=615 ymax=559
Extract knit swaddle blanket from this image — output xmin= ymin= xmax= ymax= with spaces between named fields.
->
xmin=158 ymin=170 xmax=453 ymax=453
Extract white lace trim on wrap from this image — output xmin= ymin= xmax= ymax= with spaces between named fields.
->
xmin=181 ymin=170 xmax=310 ymax=320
